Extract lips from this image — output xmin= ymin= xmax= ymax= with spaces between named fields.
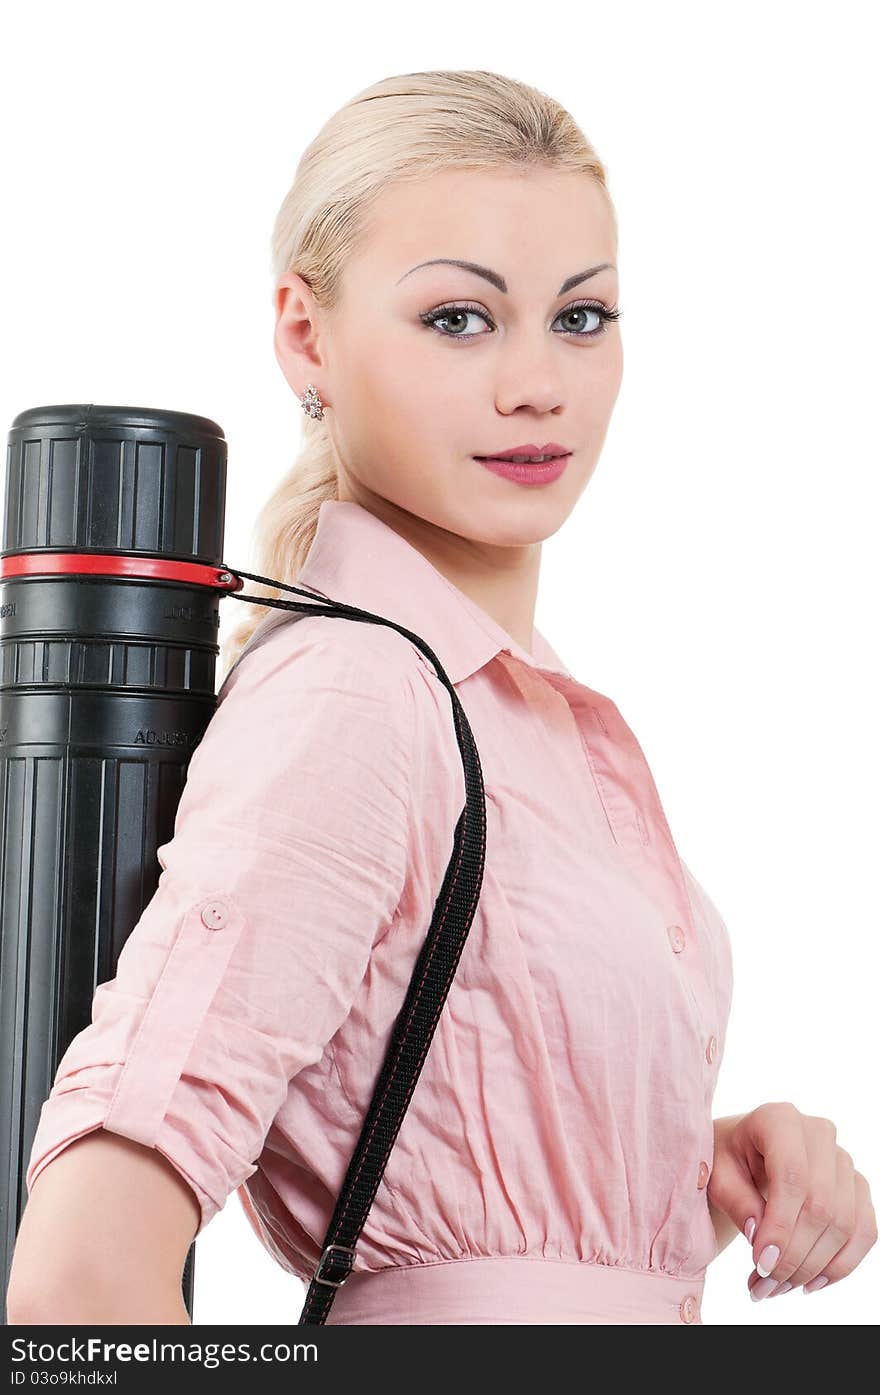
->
xmin=474 ymin=442 xmax=571 ymax=462
xmin=474 ymin=452 xmax=571 ymax=485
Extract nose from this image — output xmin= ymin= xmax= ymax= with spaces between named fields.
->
xmin=491 ymin=336 xmax=565 ymax=416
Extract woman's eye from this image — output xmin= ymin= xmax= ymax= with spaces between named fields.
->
xmin=423 ymin=304 xmax=496 ymax=336
xmin=420 ymin=299 xmax=620 ymax=341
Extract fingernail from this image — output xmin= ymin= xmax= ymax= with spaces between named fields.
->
xmin=750 ymin=1275 xmax=779 ymax=1301
xmin=756 ymin=1244 xmax=780 ymax=1277
xmin=744 ymin=1216 xmax=757 ymax=1243
xmin=768 ymin=1280 xmax=793 ymax=1297
xmin=803 ymin=1274 xmax=829 ymax=1293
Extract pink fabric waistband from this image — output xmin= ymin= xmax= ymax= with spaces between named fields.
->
xmin=322 ymin=1255 xmax=706 ymax=1325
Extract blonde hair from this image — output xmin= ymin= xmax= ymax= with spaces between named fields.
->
xmin=219 ymin=68 xmax=616 ymax=683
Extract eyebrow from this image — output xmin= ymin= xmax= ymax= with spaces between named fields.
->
xmin=395 ymin=258 xmax=616 ymax=295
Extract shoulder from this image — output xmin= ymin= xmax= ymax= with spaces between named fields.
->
xmin=221 ymin=609 xmax=422 ymax=707
xmin=216 ymin=607 xmax=463 ymax=802
xmin=178 ymin=609 xmax=426 ymax=833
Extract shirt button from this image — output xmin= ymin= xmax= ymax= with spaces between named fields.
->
xmin=697 ymin=1160 xmax=710 ymax=1189
xmin=201 ymin=900 xmax=230 ymax=930
xmin=667 ymin=924 xmax=686 ymax=953
xmin=706 ymin=1034 xmax=718 ymax=1063
xmin=680 ymin=1294 xmax=699 ymax=1324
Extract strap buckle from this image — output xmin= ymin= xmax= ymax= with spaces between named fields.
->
xmin=314 ymin=1243 xmax=356 ymax=1287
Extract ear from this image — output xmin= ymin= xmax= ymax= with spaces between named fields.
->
xmin=273 ymin=272 xmax=325 ymax=395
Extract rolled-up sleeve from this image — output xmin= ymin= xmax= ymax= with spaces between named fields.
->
xmin=25 ymin=622 xmax=415 ymax=1235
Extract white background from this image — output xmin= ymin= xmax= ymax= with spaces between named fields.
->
xmin=1 ymin=0 xmax=877 ymax=1327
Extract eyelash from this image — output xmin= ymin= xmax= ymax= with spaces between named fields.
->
xmin=419 ymin=298 xmax=622 ymax=342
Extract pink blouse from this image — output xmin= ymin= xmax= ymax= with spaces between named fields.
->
xmin=25 ymin=499 xmax=734 ymax=1326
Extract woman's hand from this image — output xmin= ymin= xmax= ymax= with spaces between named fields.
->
xmin=708 ymin=1103 xmax=877 ymax=1302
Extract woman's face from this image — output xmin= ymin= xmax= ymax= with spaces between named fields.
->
xmin=276 ymin=166 xmax=623 ymax=548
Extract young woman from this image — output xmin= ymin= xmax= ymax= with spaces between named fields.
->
xmin=8 ymin=68 xmax=875 ymax=1327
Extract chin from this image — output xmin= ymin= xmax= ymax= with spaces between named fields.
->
xmin=459 ymin=506 xmax=567 ymax=548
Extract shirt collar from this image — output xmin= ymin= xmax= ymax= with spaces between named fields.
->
xmin=293 ymin=499 xmax=572 ymax=687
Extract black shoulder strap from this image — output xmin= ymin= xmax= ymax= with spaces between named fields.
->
xmin=222 ymin=568 xmax=487 ymax=1326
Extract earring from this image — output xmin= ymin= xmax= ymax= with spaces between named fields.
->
xmin=301 ymin=383 xmax=325 ymax=420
